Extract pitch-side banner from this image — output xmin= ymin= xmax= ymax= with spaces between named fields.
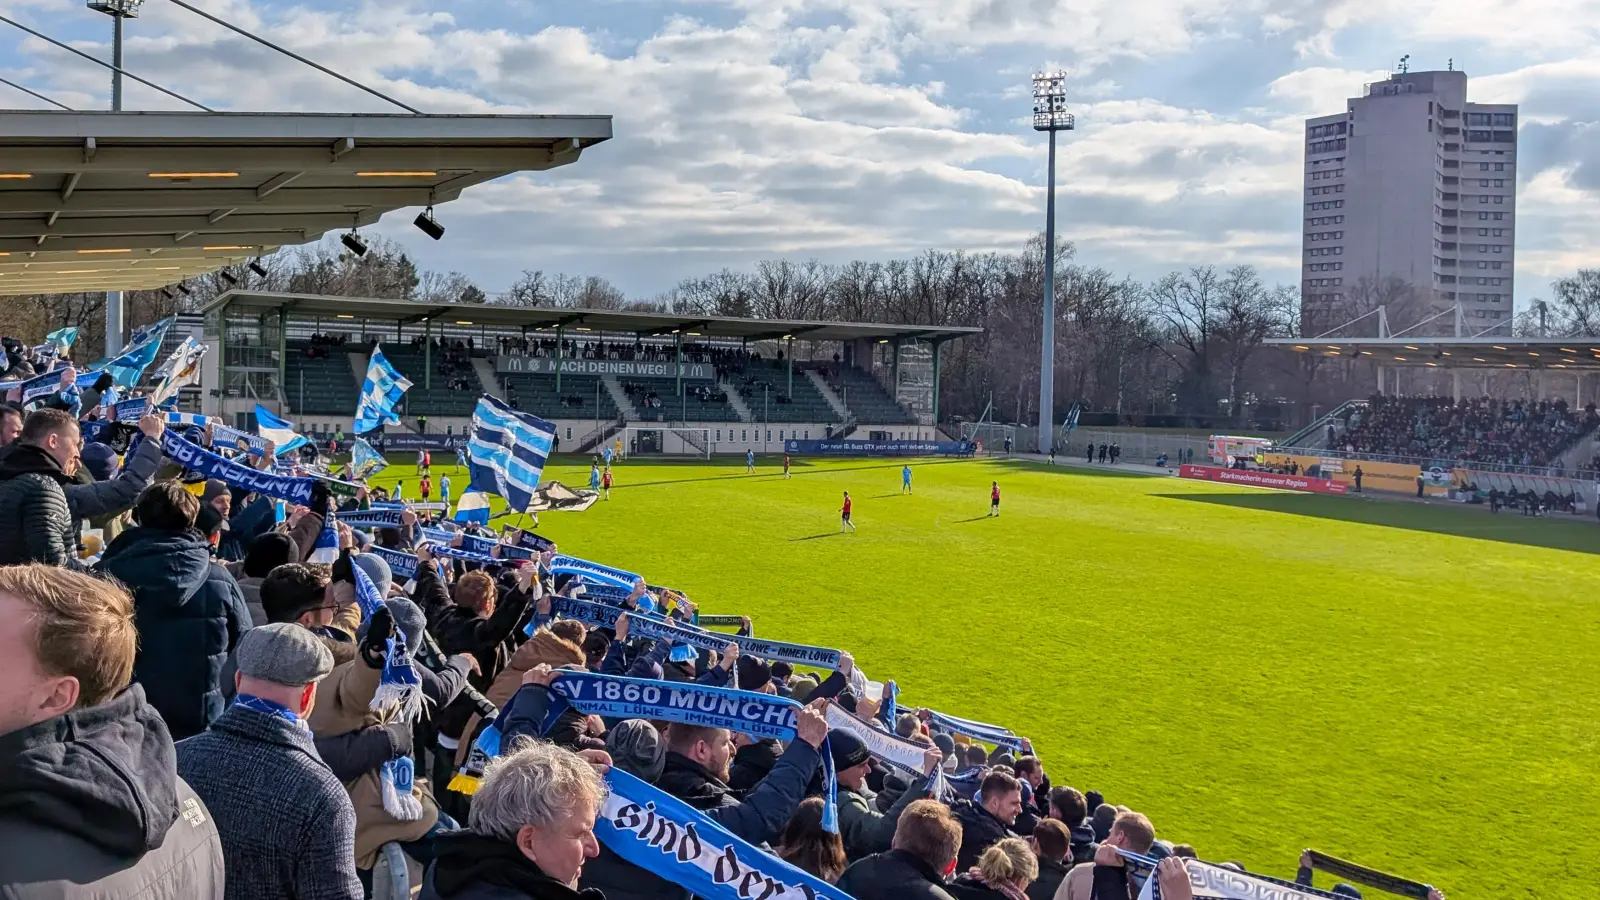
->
xmin=496 ymin=356 xmax=716 ymax=380
xmin=785 ymin=439 xmax=973 ymax=456
xmin=1179 ymin=464 xmax=1347 ymax=495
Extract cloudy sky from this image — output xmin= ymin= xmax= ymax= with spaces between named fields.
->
xmin=3 ymin=0 xmax=1598 ymax=307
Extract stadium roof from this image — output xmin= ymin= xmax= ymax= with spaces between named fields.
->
xmin=1268 ymin=337 xmax=1600 ymax=371
xmin=0 ymin=110 xmax=611 ymax=296
xmin=204 ymin=291 xmax=986 ymax=343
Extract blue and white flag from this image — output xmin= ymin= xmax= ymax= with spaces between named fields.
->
xmin=104 ymin=316 xmax=174 ymax=388
xmin=148 ymin=336 xmax=207 ymax=408
xmin=253 ymin=404 xmax=310 ymax=456
xmin=157 ymin=429 xmax=316 ymax=505
xmin=45 ymin=326 xmax=79 ymax=355
xmin=351 ymin=437 xmax=388 ymax=479
xmin=469 ymin=395 xmax=556 ymax=514
xmin=925 ymin=709 xmax=1025 ymax=752
xmin=453 ymin=490 xmax=492 ymax=526
xmin=596 ymin=768 xmax=850 ymax=898
xmin=353 ymin=345 xmax=413 ymax=434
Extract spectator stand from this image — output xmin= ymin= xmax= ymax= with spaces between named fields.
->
xmin=199 ymin=293 xmax=983 ymax=452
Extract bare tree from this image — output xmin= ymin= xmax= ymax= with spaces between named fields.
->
xmin=1548 ymin=270 xmax=1600 ymax=336
xmin=1145 ymin=266 xmax=1223 ymax=413
xmin=1214 ymin=266 xmax=1295 ymax=417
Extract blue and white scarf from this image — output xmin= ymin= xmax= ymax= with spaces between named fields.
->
xmin=374 ymin=627 xmax=424 ymax=822
xmin=548 ymin=598 xmax=730 ymax=657
xmin=824 ymin=703 xmax=934 ymax=780
xmin=113 ymin=397 xmax=151 ymax=423
xmin=597 ymin=768 xmax=852 ymax=900
xmin=213 ymin=422 xmax=271 ymax=455
xmin=350 ymin=555 xmax=387 ymax=619
xmin=550 ymin=555 xmax=639 ymax=589
xmin=423 ymin=528 xmax=534 ymax=561
xmin=419 ymin=542 xmax=497 ymax=566
xmin=336 ymin=508 xmax=408 ymax=530
xmin=540 ymin=672 xmax=836 ymax=834
xmin=926 ymin=709 xmax=1026 ymax=752
xmin=234 ymin=693 xmax=308 ymax=732
xmin=727 ymin=635 xmax=843 ymax=671
xmin=158 ymin=430 xmax=316 ymax=505
xmin=1131 ymin=853 xmax=1337 ymax=900
xmin=367 ymin=545 xmax=419 ymax=582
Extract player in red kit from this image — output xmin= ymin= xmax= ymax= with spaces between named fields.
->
xmin=989 ymin=481 xmax=1000 ymax=517
xmin=840 ymin=491 xmax=856 ymax=532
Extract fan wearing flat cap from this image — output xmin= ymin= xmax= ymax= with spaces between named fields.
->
xmin=834 ymin=729 xmax=946 ymax=863
xmin=176 ymin=623 xmax=364 ymax=900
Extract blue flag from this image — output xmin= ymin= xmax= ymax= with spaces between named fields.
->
xmin=353 ymin=345 xmax=413 ymax=434
xmin=469 ymin=395 xmax=556 ymax=514
xmin=351 ymin=437 xmax=388 ymax=479
xmin=253 ymin=405 xmax=310 ymax=456
xmin=45 ymin=326 xmax=79 ymax=355
xmin=104 ymin=316 xmax=174 ymax=388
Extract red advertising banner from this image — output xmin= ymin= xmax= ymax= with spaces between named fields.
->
xmin=1178 ymin=464 xmax=1348 ymax=495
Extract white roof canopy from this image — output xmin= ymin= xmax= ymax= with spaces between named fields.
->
xmin=0 ymin=110 xmax=611 ymax=295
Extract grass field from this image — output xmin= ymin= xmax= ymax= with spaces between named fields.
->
xmin=372 ymin=454 xmax=1599 ymax=900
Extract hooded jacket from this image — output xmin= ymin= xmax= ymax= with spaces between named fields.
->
xmin=96 ymin=525 xmax=252 ymax=740
xmin=0 ymin=685 xmax=225 ymax=897
xmin=0 ymin=442 xmax=80 ymax=567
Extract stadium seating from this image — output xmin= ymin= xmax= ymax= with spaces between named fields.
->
xmin=497 ymin=372 xmax=620 ymax=422
xmin=1338 ymin=395 xmax=1600 ymax=468
xmin=284 ymin=341 xmax=358 ymax=416
xmin=380 ymin=343 xmax=481 ymax=417
xmin=827 ymin=364 xmax=918 ymax=425
xmin=731 ymin=359 xmax=839 ymax=424
xmin=620 ymin=377 xmax=741 ymax=423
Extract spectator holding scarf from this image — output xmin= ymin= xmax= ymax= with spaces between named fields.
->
xmin=96 ymin=481 xmax=251 ymax=740
xmin=835 ymin=729 xmax=945 ymax=861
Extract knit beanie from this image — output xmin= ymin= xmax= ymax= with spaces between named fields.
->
xmin=606 ymin=719 xmax=666 ymax=782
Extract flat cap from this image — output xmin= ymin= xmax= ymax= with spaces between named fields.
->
xmin=236 ymin=623 xmax=334 ymax=686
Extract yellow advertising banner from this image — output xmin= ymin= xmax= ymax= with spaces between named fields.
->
xmin=1261 ymin=454 xmax=1451 ymax=496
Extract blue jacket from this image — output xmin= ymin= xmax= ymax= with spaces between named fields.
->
xmin=177 ymin=704 xmax=363 ymax=900
xmin=97 ymin=526 xmax=252 ymax=740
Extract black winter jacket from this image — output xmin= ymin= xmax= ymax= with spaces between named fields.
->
xmin=0 ymin=443 xmax=80 ymax=567
xmin=837 ymin=849 xmax=958 ymax=900
xmin=421 ymin=831 xmax=604 ymax=900
xmin=97 ymin=526 xmax=252 ymax=740
xmin=0 ymin=685 xmax=226 ymax=897
xmin=953 ymin=799 xmax=1017 ymax=873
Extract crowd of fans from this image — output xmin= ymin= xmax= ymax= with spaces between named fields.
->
xmin=1336 ymin=395 xmax=1599 ymax=470
xmin=0 ymin=338 xmax=1451 ymax=900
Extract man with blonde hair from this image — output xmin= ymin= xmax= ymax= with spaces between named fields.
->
xmin=1056 ymin=809 xmax=1155 ymax=900
xmin=837 ymin=798 xmax=961 ymax=899
xmin=0 ymin=565 xmax=224 ymax=896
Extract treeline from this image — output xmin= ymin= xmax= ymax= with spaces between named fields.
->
xmin=8 ymin=234 xmax=1592 ymax=425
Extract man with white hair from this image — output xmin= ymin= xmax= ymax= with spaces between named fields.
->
xmin=420 ymin=739 xmax=609 ymax=898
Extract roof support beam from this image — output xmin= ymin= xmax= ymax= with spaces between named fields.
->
xmin=332 ymin=138 xmax=355 ymax=160
xmin=0 ymin=211 xmax=382 ymax=239
xmin=0 ymin=187 xmax=445 ymax=214
xmin=59 ymin=172 xmax=81 ymax=201
xmin=208 ymin=208 xmax=236 ymax=223
xmin=255 ymin=172 xmax=303 ymax=199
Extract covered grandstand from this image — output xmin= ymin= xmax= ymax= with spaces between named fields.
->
xmin=198 ymin=291 xmax=981 ymax=454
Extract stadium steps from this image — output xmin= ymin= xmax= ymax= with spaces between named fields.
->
xmin=805 ymin=369 xmax=851 ymax=420
xmin=1282 ymin=398 xmax=1366 ymax=449
xmin=601 ymin=375 xmax=636 ymax=422
xmin=720 ymin=381 xmax=754 ymax=422
xmin=470 ymin=357 xmax=498 ymax=399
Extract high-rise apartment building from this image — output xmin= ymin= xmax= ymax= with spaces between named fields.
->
xmin=1301 ymin=70 xmax=1517 ymax=335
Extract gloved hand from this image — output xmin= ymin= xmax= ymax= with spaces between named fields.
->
xmin=385 ymin=720 xmax=414 ymax=758
xmin=309 ymin=479 xmax=333 ymax=516
xmin=332 ymin=548 xmax=355 ymax=585
xmin=360 ymin=606 xmax=393 ymax=669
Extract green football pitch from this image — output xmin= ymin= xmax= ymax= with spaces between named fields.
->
xmin=371 ymin=454 xmax=1598 ymax=900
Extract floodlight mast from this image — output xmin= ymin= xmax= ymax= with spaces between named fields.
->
xmin=1031 ymin=72 xmax=1074 ymax=455
xmin=88 ymin=0 xmax=143 ymax=350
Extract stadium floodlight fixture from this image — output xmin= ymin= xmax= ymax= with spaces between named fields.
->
xmin=341 ymin=230 xmax=368 ymax=258
xmin=1031 ymin=72 xmax=1075 ymax=133
xmin=88 ymin=0 xmax=144 ymax=16
xmin=220 ymin=270 xmax=239 ymax=286
xmin=248 ymin=259 xmax=269 ymax=278
xmin=414 ymin=206 xmax=445 ymax=241
xmin=176 ymin=281 xmax=191 ymax=295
